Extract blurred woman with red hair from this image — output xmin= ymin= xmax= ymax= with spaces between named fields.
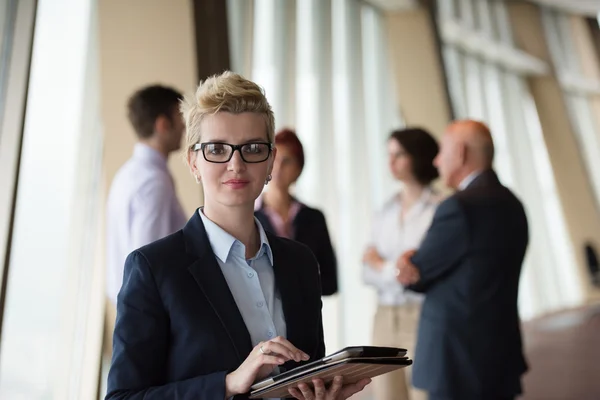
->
xmin=255 ymin=128 xmax=338 ymax=296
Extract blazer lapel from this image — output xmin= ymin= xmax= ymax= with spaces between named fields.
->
xmin=268 ymin=233 xmax=305 ymax=348
xmin=183 ymin=211 xmax=253 ymax=362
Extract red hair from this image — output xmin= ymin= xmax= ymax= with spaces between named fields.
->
xmin=275 ymin=128 xmax=305 ymax=172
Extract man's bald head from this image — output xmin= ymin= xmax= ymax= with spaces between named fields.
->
xmin=446 ymin=120 xmax=494 ymax=168
xmin=433 ymin=120 xmax=495 ymax=189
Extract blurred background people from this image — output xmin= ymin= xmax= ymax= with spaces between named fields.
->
xmin=255 ymin=129 xmax=338 ymax=296
xmin=363 ymin=128 xmax=440 ymax=400
xmin=398 ymin=120 xmax=529 ymax=400
xmin=105 ymin=85 xmax=187 ymax=318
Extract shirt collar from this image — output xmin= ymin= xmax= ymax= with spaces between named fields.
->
xmin=133 ymin=143 xmax=168 ymax=170
xmin=458 ymin=170 xmax=482 ymax=191
xmin=198 ymin=208 xmax=273 ymax=265
xmin=395 ymin=187 xmax=434 ymax=219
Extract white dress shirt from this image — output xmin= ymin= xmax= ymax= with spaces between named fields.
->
xmin=363 ymin=188 xmax=441 ymax=306
xmin=106 ymin=143 xmax=187 ymax=304
xmin=199 ymin=210 xmax=286 ymax=400
xmin=458 ymin=170 xmax=482 ymax=191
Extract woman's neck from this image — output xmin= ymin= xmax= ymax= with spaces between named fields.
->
xmin=401 ymin=180 xmax=426 ymax=212
xmin=262 ymin=187 xmax=293 ymax=218
xmin=203 ymin=201 xmax=259 ymax=258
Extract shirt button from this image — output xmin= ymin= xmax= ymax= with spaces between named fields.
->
xmin=247 ymin=272 xmax=254 ymax=278
xmin=267 ymin=331 xmax=274 ymax=338
xmin=257 ymin=301 xmax=264 ymax=308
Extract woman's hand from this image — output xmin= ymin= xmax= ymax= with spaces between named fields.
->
xmin=288 ymin=376 xmax=371 ymax=400
xmin=362 ymin=246 xmax=384 ymax=270
xmin=224 ymin=336 xmax=310 ymax=397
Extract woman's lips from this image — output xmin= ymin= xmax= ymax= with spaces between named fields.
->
xmin=223 ymin=179 xmax=250 ymax=189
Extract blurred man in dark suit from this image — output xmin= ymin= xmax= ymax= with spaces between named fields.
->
xmin=397 ymin=120 xmax=529 ymax=400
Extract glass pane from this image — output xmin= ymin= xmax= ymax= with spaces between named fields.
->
xmin=0 ymin=0 xmax=17 ymax=134
xmin=436 ymin=0 xmax=458 ymax=21
xmin=0 ymin=0 xmax=101 ymax=398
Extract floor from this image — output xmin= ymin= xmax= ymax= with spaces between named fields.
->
xmin=356 ymin=303 xmax=600 ymax=400
xmin=518 ymin=303 xmax=600 ymax=400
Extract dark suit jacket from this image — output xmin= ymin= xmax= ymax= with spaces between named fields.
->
xmin=255 ymin=202 xmax=338 ymax=296
xmin=106 ymin=210 xmax=325 ymax=400
xmin=409 ymin=170 xmax=529 ymax=398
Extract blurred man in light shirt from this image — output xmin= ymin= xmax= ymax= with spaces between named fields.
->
xmin=106 ymin=85 xmax=187 ymax=306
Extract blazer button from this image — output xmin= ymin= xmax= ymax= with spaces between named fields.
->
xmin=247 ymin=272 xmax=254 ymax=278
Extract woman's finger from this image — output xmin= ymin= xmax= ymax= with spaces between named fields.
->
xmin=268 ymin=337 xmax=310 ymax=361
xmin=288 ymin=387 xmax=305 ymax=400
xmin=254 ymin=353 xmax=286 ymax=368
xmin=297 ymin=382 xmax=315 ymax=400
xmin=312 ymin=379 xmax=327 ymax=399
xmin=340 ymin=378 xmax=372 ymax=399
xmin=327 ymin=376 xmax=343 ymax=398
xmin=260 ymin=341 xmax=303 ymax=362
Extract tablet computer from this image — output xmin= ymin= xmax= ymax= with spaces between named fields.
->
xmin=250 ymin=346 xmax=408 ymax=393
xmin=249 ymin=357 xmax=412 ymax=399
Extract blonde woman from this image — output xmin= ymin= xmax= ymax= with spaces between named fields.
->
xmin=363 ymin=128 xmax=440 ymax=400
xmin=106 ymin=72 xmax=370 ymax=400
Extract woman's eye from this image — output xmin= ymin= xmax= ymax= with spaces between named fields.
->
xmin=244 ymin=144 xmax=264 ymax=154
xmin=208 ymin=145 xmax=226 ymax=154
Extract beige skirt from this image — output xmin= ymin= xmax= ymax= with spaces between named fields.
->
xmin=371 ymin=303 xmax=427 ymax=400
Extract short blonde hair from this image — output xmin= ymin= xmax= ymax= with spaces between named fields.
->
xmin=180 ymin=71 xmax=275 ymax=161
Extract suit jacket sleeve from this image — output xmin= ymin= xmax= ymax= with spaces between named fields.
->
xmin=408 ymin=196 xmax=469 ymax=293
xmin=314 ymin=254 xmax=327 ymax=359
xmin=106 ymin=251 xmax=228 ymax=400
xmin=314 ymin=211 xmax=338 ymax=296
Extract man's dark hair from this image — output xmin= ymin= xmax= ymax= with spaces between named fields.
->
xmin=127 ymin=85 xmax=183 ymax=139
xmin=389 ymin=127 xmax=440 ymax=185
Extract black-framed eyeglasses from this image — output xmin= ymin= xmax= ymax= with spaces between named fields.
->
xmin=193 ymin=142 xmax=274 ymax=163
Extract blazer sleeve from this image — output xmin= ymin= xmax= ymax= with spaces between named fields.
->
xmin=106 ymin=251 xmax=228 ymax=400
xmin=408 ymin=196 xmax=469 ymax=293
xmin=314 ymin=211 xmax=338 ymax=296
xmin=313 ymin=251 xmax=327 ymax=359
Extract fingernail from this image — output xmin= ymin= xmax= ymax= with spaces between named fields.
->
xmin=302 ymin=353 xmax=309 ymax=361
xmin=278 ymin=358 xmax=285 ymax=364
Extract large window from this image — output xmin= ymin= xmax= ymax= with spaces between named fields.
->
xmin=0 ymin=0 xmax=104 ymax=399
xmin=438 ymin=0 xmax=581 ymax=319
xmin=543 ymin=9 xmax=600 ymax=214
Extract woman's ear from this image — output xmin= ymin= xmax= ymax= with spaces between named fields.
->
xmin=187 ymin=151 xmax=201 ymax=183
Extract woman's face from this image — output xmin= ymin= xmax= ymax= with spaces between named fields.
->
xmin=271 ymin=143 xmax=301 ymax=190
xmin=190 ymin=112 xmax=275 ymax=210
xmin=387 ymin=139 xmax=414 ymax=182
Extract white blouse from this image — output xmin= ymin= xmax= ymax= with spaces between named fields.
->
xmin=363 ymin=188 xmax=441 ymax=306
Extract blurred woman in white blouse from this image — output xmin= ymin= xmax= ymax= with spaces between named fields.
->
xmin=363 ymin=127 xmax=441 ymax=400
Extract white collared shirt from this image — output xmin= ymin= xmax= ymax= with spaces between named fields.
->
xmin=198 ymin=209 xmax=287 ymax=348
xmin=458 ymin=170 xmax=482 ymax=191
xmin=106 ymin=143 xmax=187 ymax=304
xmin=363 ymin=188 xmax=441 ymax=306
xmin=199 ymin=210 xmax=286 ymax=400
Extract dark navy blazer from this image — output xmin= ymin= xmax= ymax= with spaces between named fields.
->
xmin=409 ymin=170 xmax=529 ymax=399
xmin=105 ymin=210 xmax=325 ymax=399
xmin=255 ymin=203 xmax=338 ymax=296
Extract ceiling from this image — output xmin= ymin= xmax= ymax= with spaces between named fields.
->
xmin=363 ymin=1 xmax=600 ymax=16
xmin=518 ymin=0 xmax=600 ymax=16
